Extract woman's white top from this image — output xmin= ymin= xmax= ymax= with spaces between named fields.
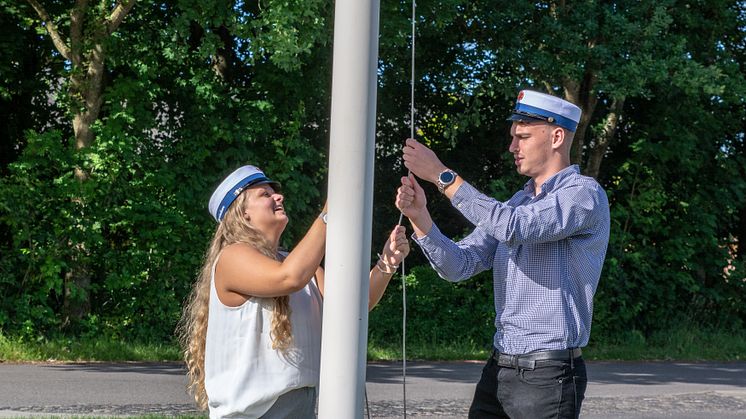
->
xmin=204 ymin=253 xmax=323 ymax=418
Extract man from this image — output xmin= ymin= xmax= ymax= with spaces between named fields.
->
xmin=395 ymin=90 xmax=610 ymax=419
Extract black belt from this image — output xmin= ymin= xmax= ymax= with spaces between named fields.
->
xmin=491 ymin=348 xmax=582 ymax=370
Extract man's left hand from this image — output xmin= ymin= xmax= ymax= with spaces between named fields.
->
xmin=402 ymin=138 xmax=446 ymax=184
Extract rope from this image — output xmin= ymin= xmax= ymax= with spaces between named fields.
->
xmin=409 ymin=0 xmax=416 ymax=141
xmin=366 ymin=2 xmax=415 ymax=417
xmin=394 ymin=1 xmax=416 ymax=418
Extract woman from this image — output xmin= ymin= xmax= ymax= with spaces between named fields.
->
xmin=178 ymin=165 xmax=409 ymax=418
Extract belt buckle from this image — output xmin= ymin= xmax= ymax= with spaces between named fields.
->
xmin=494 ymin=353 xmax=515 ymax=369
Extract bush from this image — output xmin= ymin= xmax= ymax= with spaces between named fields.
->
xmin=369 ymin=265 xmax=495 ymax=353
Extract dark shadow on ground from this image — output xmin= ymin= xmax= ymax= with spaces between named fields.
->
xmin=367 ymin=360 xmax=746 ymax=388
xmin=41 ymin=360 xmax=746 ymax=388
xmin=587 ymin=361 xmax=746 ymax=387
xmin=367 ymin=360 xmax=483 ymax=384
xmin=44 ymin=361 xmax=186 ymax=375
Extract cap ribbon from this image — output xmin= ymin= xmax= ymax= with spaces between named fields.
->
xmin=216 ymin=173 xmax=268 ymax=221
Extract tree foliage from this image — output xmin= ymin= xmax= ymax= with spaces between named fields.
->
xmin=1 ymin=0 xmax=745 ymax=345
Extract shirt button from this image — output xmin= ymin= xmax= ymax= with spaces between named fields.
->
xmin=457 ymin=203 xmax=462 ymax=208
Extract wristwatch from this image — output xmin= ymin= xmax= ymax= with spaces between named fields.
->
xmin=436 ymin=169 xmax=458 ymax=193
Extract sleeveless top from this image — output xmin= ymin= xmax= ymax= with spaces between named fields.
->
xmin=204 ymin=252 xmax=323 ymax=418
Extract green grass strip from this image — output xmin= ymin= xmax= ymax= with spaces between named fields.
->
xmin=2 ymin=326 xmax=744 ymax=363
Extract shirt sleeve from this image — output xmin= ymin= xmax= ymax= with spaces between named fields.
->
xmin=451 ymin=180 xmax=606 ymax=246
xmin=413 ymin=223 xmax=497 ymax=282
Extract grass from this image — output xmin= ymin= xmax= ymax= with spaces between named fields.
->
xmin=0 ymin=333 xmax=181 ymax=363
xmin=369 ymin=326 xmax=746 ymax=362
xmin=2 ymin=326 xmax=745 ymax=363
xmin=370 ymin=326 xmax=746 ymax=362
xmin=583 ymin=327 xmax=746 ymax=361
xmin=368 ymin=338 xmax=491 ymax=361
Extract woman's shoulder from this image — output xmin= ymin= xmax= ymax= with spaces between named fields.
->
xmin=220 ymin=242 xmax=263 ymax=259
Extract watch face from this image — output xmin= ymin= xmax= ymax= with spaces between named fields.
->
xmin=439 ymin=171 xmax=455 ymax=183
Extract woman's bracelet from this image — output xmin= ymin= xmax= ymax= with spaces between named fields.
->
xmin=375 ymin=254 xmax=399 ymax=274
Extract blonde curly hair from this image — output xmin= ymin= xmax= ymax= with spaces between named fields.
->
xmin=177 ymin=191 xmax=293 ymax=410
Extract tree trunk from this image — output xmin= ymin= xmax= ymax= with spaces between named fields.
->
xmin=564 ymin=72 xmax=598 ymax=167
xmin=64 ymin=45 xmax=104 ymax=325
xmin=213 ymin=25 xmax=236 ymax=82
xmin=735 ymin=208 xmax=746 ymax=262
xmin=586 ymin=97 xmax=625 ymax=179
xmin=71 ymin=40 xmax=105 ymax=181
xmin=62 ymin=259 xmax=90 ymax=328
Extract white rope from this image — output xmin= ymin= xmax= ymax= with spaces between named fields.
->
xmin=394 ymin=1 xmax=416 ymax=418
xmin=410 ymin=0 xmax=416 ymax=141
xmin=366 ymin=2 xmax=416 ymax=418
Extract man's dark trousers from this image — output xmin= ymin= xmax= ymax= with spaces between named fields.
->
xmin=468 ymin=351 xmax=587 ymax=419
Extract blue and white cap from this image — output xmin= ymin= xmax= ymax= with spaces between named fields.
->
xmin=208 ymin=165 xmax=280 ymax=222
xmin=508 ymin=90 xmax=582 ymax=132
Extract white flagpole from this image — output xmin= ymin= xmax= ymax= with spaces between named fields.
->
xmin=317 ymin=0 xmax=380 ymax=418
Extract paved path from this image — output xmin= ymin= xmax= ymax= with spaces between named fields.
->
xmin=1 ymin=361 xmax=745 ymax=418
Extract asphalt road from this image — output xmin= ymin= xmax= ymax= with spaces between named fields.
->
xmin=1 ymin=360 xmax=745 ymax=418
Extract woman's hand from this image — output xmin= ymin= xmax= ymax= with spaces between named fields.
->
xmin=380 ymin=225 xmax=410 ymax=269
xmin=368 ymin=225 xmax=409 ymax=310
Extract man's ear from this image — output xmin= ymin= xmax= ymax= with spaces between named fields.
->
xmin=550 ymin=127 xmax=566 ymax=150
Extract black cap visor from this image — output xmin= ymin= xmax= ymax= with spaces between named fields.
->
xmin=246 ymin=178 xmax=282 ymax=192
xmin=507 ymin=111 xmax=551 ymax=124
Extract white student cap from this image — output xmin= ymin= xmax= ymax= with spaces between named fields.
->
xmin=508 ymin=90 xmax=582 ymax=132
xmin=208 ymin=165 xmax=280 ymax=222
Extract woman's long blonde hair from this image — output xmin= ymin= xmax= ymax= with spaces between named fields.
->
xmin=177 ymin=191 xmax=293 ymax=410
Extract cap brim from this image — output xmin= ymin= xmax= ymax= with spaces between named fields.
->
xmin=247 ymin=179 xmax=282 ymax=191
xmin=507 ymin=114 xmax=547 ymax=123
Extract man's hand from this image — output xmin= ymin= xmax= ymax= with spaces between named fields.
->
xmin=402 ymin=138 xmax=447 ymax=184
xmin=396 ymin=174 xmax=433 ymax=237
xmin=396 ymin=174 xmax=426 ymax=218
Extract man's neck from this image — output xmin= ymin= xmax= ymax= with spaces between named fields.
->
xmin=533 ymin=163 xmax=571 ymax=196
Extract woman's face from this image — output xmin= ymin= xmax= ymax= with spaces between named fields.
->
xmin=243 ymin=184 xmax=288 ymax=235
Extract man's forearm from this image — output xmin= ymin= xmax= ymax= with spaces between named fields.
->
xmin=409 ymin=210 xmax=434 ymax=239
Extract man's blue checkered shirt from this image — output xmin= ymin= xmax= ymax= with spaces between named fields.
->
xmin=414 ymin=165 xmax=610 ymax=355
